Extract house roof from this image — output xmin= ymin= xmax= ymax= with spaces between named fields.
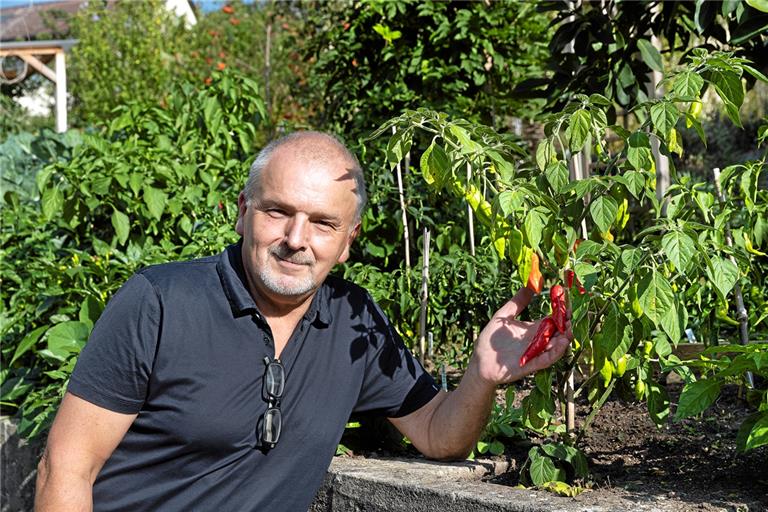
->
xmin=0 ymin=1 xmax=83 ymax=42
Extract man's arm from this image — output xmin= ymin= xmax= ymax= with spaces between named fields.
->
xmin=35 ymin=392 xmax=136 ymax=512
xmin=390 ymin=288 xmax=570 ymax=460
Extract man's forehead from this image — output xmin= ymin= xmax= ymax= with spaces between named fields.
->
xmin=273 ymin=139 xmax=354 ymax=168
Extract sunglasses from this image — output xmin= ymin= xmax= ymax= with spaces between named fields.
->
xmin=257 ymin=356 xmax=285 ymax=449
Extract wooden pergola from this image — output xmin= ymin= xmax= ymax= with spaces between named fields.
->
xmin=0 ymin=39 xmax=77 ymax=133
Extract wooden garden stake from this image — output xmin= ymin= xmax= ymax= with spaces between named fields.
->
xmin=713 ymin=167 xmax=754 ymax=388
xmin=264 ymin=20 xmax=272 ymax=124
xmin=466 ymin=162 xmax=475 ymax=256
xmin=393 ymin=126 xmax=411 ymax=276
xmin=418 ymin=227 xmax=431 ymax=364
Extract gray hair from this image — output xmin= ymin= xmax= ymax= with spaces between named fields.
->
xmin=242 ymin=131 xmax=368 ymax=222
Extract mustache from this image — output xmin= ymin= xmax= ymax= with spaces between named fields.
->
xmin=270 ymin=245 xmax=314 ymax=265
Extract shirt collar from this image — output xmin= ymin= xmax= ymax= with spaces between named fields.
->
xmin=216 ymin=240 xmax=333 ymax=327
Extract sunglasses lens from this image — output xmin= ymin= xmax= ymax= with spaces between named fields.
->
xmin=262 ymin=407 xmax=282 ymax=445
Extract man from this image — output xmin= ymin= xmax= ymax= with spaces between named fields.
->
xmin=35 ymin=131 xmax=569 ymax=511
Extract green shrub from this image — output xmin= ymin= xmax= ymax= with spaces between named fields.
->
xmin=1 ymin=69 xmax=265 ymax=437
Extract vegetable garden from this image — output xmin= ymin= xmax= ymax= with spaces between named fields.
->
xmin=2 ymin=0 xmax=767 ymax=508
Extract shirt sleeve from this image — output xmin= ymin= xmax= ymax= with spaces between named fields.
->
xmin=67 ymin=273 xmax=161 ymax=414
xmin=353 ymin=298 xmax=440 ymax=418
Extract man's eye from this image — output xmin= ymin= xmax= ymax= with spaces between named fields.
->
xmin=314 ymin=220 xmax=336 ymax=230
xmin=266 ymin=209 xmax=286 ymax=217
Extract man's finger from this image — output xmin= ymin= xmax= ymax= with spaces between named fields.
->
xmin=496 ymin=287 xmax=534 ymax=320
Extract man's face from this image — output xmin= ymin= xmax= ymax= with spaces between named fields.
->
xmin=235 ymin=145 xmax=360 ymax=308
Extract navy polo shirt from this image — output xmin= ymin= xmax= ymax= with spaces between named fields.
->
xmin=68 ymin=241 xmax=440 ymax=511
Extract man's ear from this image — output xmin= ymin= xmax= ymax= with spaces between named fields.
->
xmin=338 ymin=222 xmax=361 ymax=264
xmin=235 ymin=192 xmax=248 ymax=236
xmin=349 ymin=222 xmax=361 ymax=242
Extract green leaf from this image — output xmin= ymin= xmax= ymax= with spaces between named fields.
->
xmin=499 ymin=190 xmax=524 ymax=216
xmin=419 ymin=143 xmax=435 ymax=185
xmin=731 ymin=11 xmax=768 ymax=44
xmin=535 ymin=139 xmax=555 ymax=172
xmin=524 ymin=208 xmax=549 ymax=250
xmin=736 ymin=412 xmax=768 ymax=452
xmin=637 ymin=271 xmax=675 ymax=326
xmin=79 ymin=296 xmax=104 ymax=329
xmin=672 ymin=71 xmax=704 ymax=99
xmin=706 ymin=256 xmax=739 ymax=301
xmin=637 ymin=38 xmax=663 ymax=73
xmin=448 ymin=125 xmax=480 ymax=154
xmin=627 ymin=132 xmax=654 ymax=171
xmin=676 ymin=379 xmax=721 ymax=419
xmin=708 ymin=69 xmax=744 ymax=127
xmin=529 ymin=450 xmax=560 ymax=486
xmin=10 ymin=326 xmax=48 ymax=365
xmin=41 ymin=185 xmax=64 ymax=221
xmin=544 ymin=161 xmax=569 ymax=194
xmin=745 ymin=0 xmax=768 ymax=12
xmin=647 ymin=380 xmax=670 ymax=427
xmin=567 ymin=109 xmax=592 ymax=153
xmin=428 ymin=144 xmax=452 ymax=190
xmin=660 ymin=300 xmax=681 ymax=346
xmin=589 ymin=195 xmax=618 ymax=234
xmin=588 ymin=93 xmax=612 ymax=106
xmin=623 ymin=170 xmax=646 ymax=199
xmin=650 ymin=101 xmax=680 ymax=137
xmin=111 ymin=207 xmax=130 ymax=245
xmin=619 ymin=247 xmax=644 ymax=275
xmin=45 ymin=321 xmax=91 ymax=361
xmin=661 ymin=231 xmax=696 ymax=272
xmin=144 ymin=186 xmax=168 ymax=221
xmin=489 ymin=440 xmax=505 ymax=455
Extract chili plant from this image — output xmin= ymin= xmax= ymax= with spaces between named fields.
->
xmin=373 ymin=49 xmax=767 ymax=488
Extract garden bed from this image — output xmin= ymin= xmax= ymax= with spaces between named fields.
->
xmin=342 ymin=380 xmax=768 ymax=511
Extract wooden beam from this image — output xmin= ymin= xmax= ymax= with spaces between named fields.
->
xmin=17 ymin=53 xmax=57 ymax=82
xmin=0 ymin=48 xmax=64 ymax=57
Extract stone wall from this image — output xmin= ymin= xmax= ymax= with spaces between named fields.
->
xmin=1 ymin=417 xmax=45 ymax=512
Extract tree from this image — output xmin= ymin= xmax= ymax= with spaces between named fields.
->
xmin=521 ymin=0 xmax=768 ymax=112
xmin=68 ymin=0 xmax=188 ymax=126
xmin=297 ymin=0 xmax=553 ymax=137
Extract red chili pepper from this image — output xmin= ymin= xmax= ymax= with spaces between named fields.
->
xmin=550 ymin=284 xmax=567 ymax=334
xmin=527 ymin=253 xmax=543 ymax=294
xmin=565 ymin=268 xmax=586 ymax=294
xmin=519 ymin=317 xmax=557 ymax=367
xmin=565 ymin=269 xmax=575 ymax=289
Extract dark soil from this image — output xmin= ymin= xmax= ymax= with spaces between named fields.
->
xmin=344 ymin=379 xmax=768 ymax=512
xmin=491 ymin=380 xmax=768 ymax=511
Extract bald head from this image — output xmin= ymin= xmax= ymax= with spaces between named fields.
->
xmin=243 ymin=131 xmax=367 ymax=221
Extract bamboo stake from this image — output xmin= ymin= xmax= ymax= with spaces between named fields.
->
xmin=418 ymin=228 xmax=431 ymax=364
xmin=712 ymin=167 xmax=754 ymax=387
xmin=393 ymin=126 xmax=411 ymax=275
xmin=466 ymin=162 xmax=475 ymax=256
xmin=264 ymin=19 xmax=272 ymax=126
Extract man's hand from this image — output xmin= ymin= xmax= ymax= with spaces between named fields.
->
xmin=469 ymin=287 xmax=571 ymax=387
xmin=390 ymin=287 xmax=570 ymax=461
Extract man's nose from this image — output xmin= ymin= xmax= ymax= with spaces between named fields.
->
xmin=284 ymin=216 xmax=309 ymax=249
